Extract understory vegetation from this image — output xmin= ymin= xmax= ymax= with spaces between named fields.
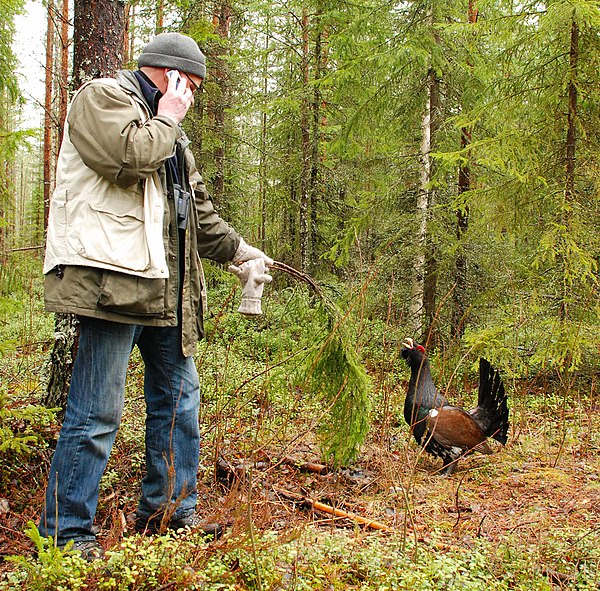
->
xmin=1 ymin=253 xmax=599 ymax=590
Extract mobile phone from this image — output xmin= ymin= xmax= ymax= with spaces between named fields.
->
xmin=167 ymin=70 xmax=182 ymax=89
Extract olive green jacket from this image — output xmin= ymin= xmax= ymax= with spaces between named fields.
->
xmin=44 ymin=70 xmax=240 ymax=356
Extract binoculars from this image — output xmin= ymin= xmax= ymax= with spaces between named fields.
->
xmin=173 ymin=183 xmax=190 ymax=230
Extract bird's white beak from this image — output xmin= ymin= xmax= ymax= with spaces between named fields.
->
xmin=402 ymin=337 xmax=414 ymax=349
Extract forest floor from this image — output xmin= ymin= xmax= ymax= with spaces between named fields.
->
xmin=1 ymin=339 xmax=599 ymax=589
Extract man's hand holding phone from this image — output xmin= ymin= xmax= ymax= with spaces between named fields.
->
xmin=157 ymin=69 xmax=193 ymax=124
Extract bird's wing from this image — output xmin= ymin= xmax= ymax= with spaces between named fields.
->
xmin=426 ymin=406 xmax=493 ymax=454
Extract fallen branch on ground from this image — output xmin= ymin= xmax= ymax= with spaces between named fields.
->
xmin=275 ymin=488 xmax=393 ymax=532
xmin=281 ymin=456 xmax=329 ymax=475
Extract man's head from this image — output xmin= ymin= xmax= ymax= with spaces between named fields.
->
xmin=138 ymin=32 xmax=206 ymax=80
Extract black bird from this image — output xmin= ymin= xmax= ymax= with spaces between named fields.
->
xmin=400 ymin=337 xmax=509 ymax=475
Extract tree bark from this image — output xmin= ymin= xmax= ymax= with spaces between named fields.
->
xmin=259 ymin=19 xmax=269 ymax=252
xmin=45 ymin=0 xmax=125 ymax=412
xmin=155 ymin=0 xmax=164 ymax=34
xmin=44 ymin=314 xmax=80 ymax=411
xmin=423 ymin=69 xmax=440 ymax=345
xmin=58 ymin=0 xmax=69 ymax=142
xmin=299 ymin=5 xmax=310 ymax=272
xmin=72 ymin=0 xmax=125 ymax=89
xmin=43 ymin=0 xmax=54 ymax=230
xmin=209 ymin=2 xmax=232 ymax=207
xmin=410 ymin=74 xmax=432 ymax=336
xmin=560 ymin=19 xmax=578 ymax=320
xmin=308 ymin=2 xmax=325 ymax=272
xmin=123 ymin=3 xmax=132 ymax=64
xmin=412 ymin=6 xmax=441 ymax=341
xmin=451 ymin=0 xmax=477 ymax=340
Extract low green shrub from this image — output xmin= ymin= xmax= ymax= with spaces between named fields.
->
xmin=5 ymin=524 xmax=598 ymax=590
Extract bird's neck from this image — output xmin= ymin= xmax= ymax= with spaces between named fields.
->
xmin=407 ymin=359 xmax=445 ymax=407
xmin=408 ymin=359 xmax=431 ymax=392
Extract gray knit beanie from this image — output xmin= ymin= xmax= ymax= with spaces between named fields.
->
xmin=138 ymin=32 xmax=206 ymax=79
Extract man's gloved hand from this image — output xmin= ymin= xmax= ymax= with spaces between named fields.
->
xmin=228 ymin=258 xmax=272 ymax=316
xmin=233 ymin=238 xmax=274 ymax=266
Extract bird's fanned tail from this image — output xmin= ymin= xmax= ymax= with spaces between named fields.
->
xmin=469 ymin=358 xmax=509 ymax=445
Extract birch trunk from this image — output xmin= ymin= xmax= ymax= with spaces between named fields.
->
xmin=259 ymin=20 xmax=269 ymax=251
xmin=308 ymin=3 xmax=325 ymax=271
xmin=409 ymin=83 xmax=432 ymax=336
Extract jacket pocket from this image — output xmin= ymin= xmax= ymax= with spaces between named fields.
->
xmin=77 ymin=196 xmax=150 ymax=272
xmin=51 ymin=189 xmax=68 ymax=236
xmin=98 ymin=271 xmax=166 ymax=316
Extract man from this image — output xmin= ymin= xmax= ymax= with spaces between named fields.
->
xmin=40 ymin=32 xmax=272 ymax=560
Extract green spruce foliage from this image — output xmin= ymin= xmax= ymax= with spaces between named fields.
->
xmin=0 ymin=0 xmax=25 ymax=248
xmin=301 ymin=298 xmax=371 ymax=467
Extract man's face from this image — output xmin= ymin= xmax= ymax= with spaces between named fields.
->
xmin=162 ymin=69 xmax=203 ymax=94
xmin=181 ymin=72 xmax=204 ymax=93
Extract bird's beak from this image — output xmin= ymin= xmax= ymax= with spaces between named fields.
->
xmin=401 ymin=337 xmax=414 ymax=349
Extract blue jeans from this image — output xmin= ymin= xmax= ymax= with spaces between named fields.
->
xmin=39 ymin=316 xmax=201 ymax=544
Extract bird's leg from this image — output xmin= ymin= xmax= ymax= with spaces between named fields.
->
xmin=439 ymin=458 xmax=458 ymax=477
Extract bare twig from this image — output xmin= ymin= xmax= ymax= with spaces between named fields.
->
xmin=270 ymin=261 xmax=322 ymax=294
xmin=10 ymin=245 xmax=44 ymax=252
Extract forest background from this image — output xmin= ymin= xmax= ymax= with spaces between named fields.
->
xmin=1 ymin=0 xmax=600 ymax=589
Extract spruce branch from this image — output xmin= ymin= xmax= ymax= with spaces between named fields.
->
xmin=270 ymin=261 xmax=371 ymax=468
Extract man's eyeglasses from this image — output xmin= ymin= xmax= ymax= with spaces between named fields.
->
xmin=182 ymin=73 xmax=203 ymax=93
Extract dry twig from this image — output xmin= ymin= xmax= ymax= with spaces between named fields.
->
xmin=275 ymin=488 xmax=393 ymax=532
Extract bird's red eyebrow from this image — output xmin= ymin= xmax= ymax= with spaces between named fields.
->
xmin=417 ymin=345 xmax=426 ymax=353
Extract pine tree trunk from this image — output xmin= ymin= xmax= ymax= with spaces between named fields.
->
xmin=58 ymin=0 xmax=69 ymax=142
xmin=72 ymin=0 xmax=125 ymax=89
xmin=209 ymin=3 xmax=232 ymax=207
xmin=43 ymin=0 xmax=54 ymax=230
xmin=155 ymin=0 xmax=164 ymax=34
xmin=124 ymin=3 xmax=132 ymax=64
xmin=44 ymin=0 xmax=125 ymax=412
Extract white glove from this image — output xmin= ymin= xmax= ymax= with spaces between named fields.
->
xmin=228 ymin=258 xmax=273 ymax=316
xmin=233 ymin=238 xmax=274 ymax=266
